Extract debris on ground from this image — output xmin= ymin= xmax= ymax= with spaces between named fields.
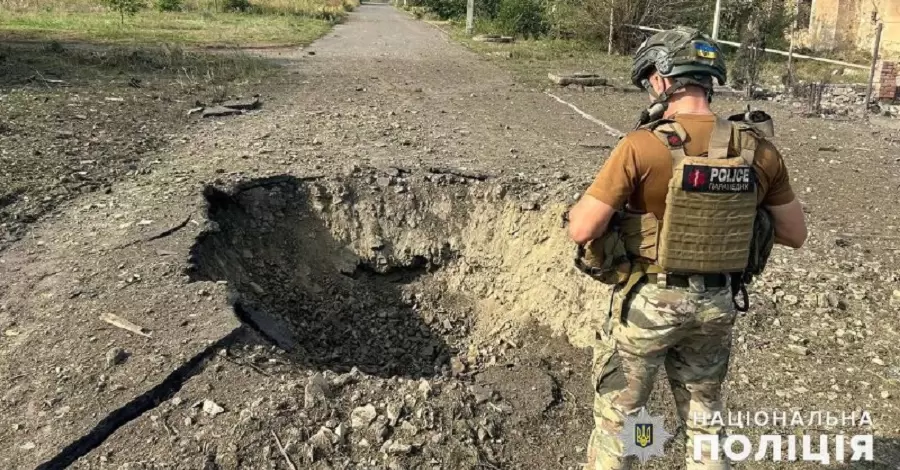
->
xmin=473 ymin=34 xmax=514 ymax=43
xmin=548 ymin=72 xmax=609 ymax=87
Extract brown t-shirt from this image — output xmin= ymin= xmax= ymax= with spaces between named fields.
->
xmin=585 ymin=114 xmax=795 ymax=219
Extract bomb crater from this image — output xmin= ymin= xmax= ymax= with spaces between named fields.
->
xmin=188 ymin=171 xmax=611 ymax=378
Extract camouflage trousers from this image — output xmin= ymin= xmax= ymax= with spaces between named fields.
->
xmin=585 ymin=275 xmax=738 ymax=470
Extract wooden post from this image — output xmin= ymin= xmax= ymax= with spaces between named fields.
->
xmin=712 ymin=0 xmax=722 ymax=39
xmin=864 ymin=22 xmax=884 ymax=120
xmin=787 ymin=18 xmax=796 ymax=94
xmin=466 ymin=0 xmax=474 ymax=36
xmin=608 ymin=9 xmax=614 ymax=55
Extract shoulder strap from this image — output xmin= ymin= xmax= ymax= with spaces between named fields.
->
xmin=731 ymin=122 xmax=760 ymax=165
xmin=708 ymin=118 xmax=733 ymax=159
xmin=650 ymin=121 xmax=688 ymax=167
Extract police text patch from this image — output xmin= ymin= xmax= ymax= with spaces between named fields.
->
xmin=681 ymin=165 xmax=756 ymax=193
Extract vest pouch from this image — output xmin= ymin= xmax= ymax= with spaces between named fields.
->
xmin=620 ymin=210 xmax=659 ymax=261
xmin=574 ymin=214 xmax=632 ymax=285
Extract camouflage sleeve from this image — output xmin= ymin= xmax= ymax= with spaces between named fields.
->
xmin=584 ymin=137 xmax=641 ymax=209
xmin=755 ymin=140 xmax=796 ymax=207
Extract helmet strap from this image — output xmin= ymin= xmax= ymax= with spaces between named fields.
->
xmin=635 ymin=76 xmax=714 ymax=128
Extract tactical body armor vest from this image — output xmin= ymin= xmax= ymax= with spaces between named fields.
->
xmin=573 ymin=113 xmax=776 ymax=315
xmin=623 ymin=116 xmax=761 ymax=274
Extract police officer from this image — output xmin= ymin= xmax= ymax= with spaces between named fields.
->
xmin=567 ymin=27 xmax=808 ymax=469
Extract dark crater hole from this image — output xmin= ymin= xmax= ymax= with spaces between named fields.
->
xmin=186 ymin=173 xmax=504 ymax=379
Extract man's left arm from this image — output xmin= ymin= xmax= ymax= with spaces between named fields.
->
xmin=567 ymin=138 xmax=639 ymax=244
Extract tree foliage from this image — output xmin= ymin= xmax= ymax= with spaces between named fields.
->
xmin=155 ymin=0 xmax=183 ymax=12
xmin=417 ymin=0 xmax=795 ymax=60
xmin=103 ymin=0 xmax=147 ymax=24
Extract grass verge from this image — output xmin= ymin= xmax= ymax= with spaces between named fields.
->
xmin=0 ymin=0 xmax=360 ymax=47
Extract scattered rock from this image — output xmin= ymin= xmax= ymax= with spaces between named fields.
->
xmin=351 ymin=404 xmax=377 ymax=429
xmin=309 ymin=427 xmax=335 ymax=459
xmin=386 ymin=403 xmax=404 ymax=426
xmin=418 ymin=379 xmax=433 ymax=399
xmin=384 ymin=441 xmax=413 ymax=455
xmin=369 ymin=416 xmax=390 ymax=443
xmin=305 ymin=373 xmax=331 ymax=409
xmin=787 ymin=345 xmax=809 ymax=356
xmin=334 ymin=423 xmax=347 ymax=443
xmin=450 ymin=357 xmax=467 ymax=375
xmin=473 ymin=384 xmax=494 ymax=405
xmin=398 ymin=421 xmax=418 ymax=436
xmin=332 ymin=367 xmax=362 ymax=387
xmin=891 ymin=290 xmax=900 ymax=308
xmin=201 ymin=400 xmax=225 ymax=417
xmin=105 ymin=347 xmax=128 ymax=367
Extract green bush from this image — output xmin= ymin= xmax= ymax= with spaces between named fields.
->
xmin=495 ymin=0 xmax=547 ymax=38
xmin=223 ymin=0 xmax=251 ymax=12
xmin=420 ymin=0 xmax=465 ymax=20
xmin=155 ymin=0 xmax=182 ymax=11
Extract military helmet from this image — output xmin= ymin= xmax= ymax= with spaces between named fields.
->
xmin=631 ymin=26 xmax=727 ymax=91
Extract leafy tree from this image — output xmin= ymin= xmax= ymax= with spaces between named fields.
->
xmin=103 ymin=0 xmax=147 ymax=25
xmin=155 ymin=0 xmax=183 ymax=12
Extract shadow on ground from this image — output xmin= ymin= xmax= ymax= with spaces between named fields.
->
xmin=188 ymin=175 xmax=452 ymax=379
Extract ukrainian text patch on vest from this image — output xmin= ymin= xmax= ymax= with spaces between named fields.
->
xmin=681 ymin=165 xmax=756 ymax=193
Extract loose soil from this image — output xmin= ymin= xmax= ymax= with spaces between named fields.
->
xmin=2 ymin=4 xmax=900 ymax=470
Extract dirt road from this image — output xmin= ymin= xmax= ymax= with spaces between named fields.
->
xmin=2 ymin=4 xmax=900 ymax=470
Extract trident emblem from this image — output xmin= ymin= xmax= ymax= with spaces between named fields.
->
xmin=635 ymin=423 xmax=654 ymax=448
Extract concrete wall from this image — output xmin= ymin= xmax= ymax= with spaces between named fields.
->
xmin=853 ymin=1 xmax=900 ymax=56
xmin=794 ymin=0 xmax=900 ymax=57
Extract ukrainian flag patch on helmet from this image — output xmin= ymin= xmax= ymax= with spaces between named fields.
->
xmin=694 ymin=42 xmax=717 ymax=59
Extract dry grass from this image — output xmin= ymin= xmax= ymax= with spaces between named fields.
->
xmin=2 ymin=0 xmax=359 ymax=15
xmin=0 ymin=0 xmax=360 ymax=46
